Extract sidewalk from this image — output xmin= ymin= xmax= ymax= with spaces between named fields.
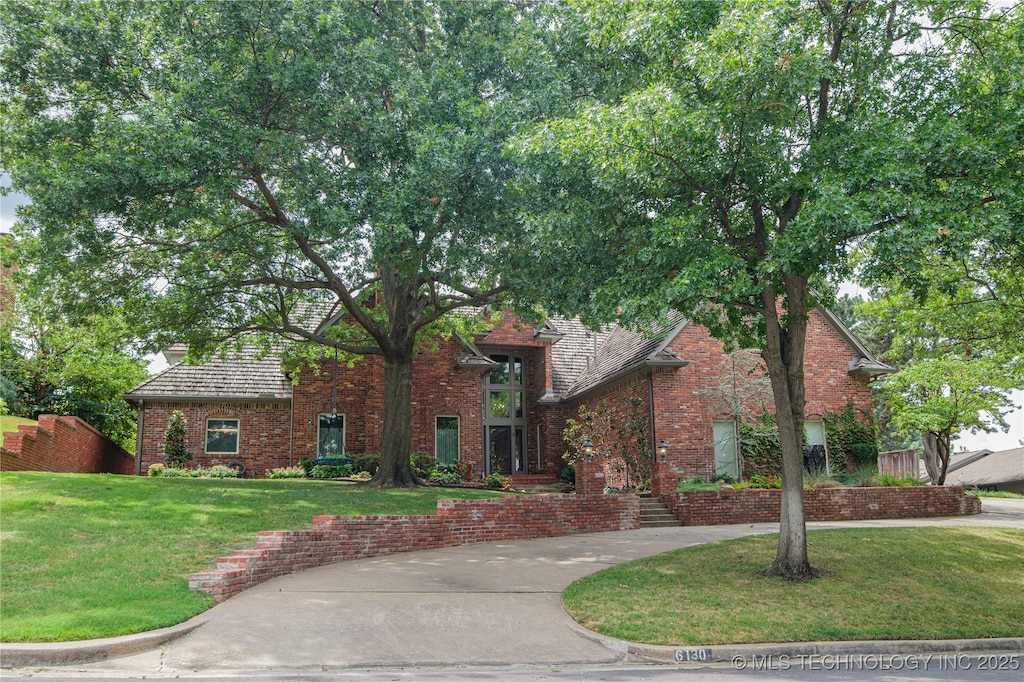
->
xmin=3 ymin=499 xmax=1022 ymax=675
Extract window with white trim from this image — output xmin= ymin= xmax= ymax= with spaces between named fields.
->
xmin=206 ymin=418 xmax=239 ymax=455
xmin=317 ymin=414 xmax=345 ymax=457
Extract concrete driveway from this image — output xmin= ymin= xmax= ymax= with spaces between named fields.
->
xmin=4 ymin=498 xmax=1022 ymax=677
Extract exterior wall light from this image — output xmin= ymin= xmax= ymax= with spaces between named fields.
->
xmin=657 ymin=439 xmax=669 ymax=462
xmin=582 ymin=439 xmax=595 ymax=462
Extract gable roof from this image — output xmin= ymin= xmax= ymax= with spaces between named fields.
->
xmin=125 ymin=347 xmax=292 ymax=402
xmin=554 ymin=312 xmax=689 ymax=400
xmin=945 ymin=447 xmax=1024 ymax=487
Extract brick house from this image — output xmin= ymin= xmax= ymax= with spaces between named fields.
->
xmin=124 ymin=309 xmax=889 ymax=496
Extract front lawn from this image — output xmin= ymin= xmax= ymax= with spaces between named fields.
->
xmin=563 ymin=526 xmax=1024 ymax=645
xmin=0 ymin=471 xmax=503 ymax=643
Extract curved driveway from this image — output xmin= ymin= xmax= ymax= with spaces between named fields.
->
xmin=8 ymin=498 xmax=1024 ymax=677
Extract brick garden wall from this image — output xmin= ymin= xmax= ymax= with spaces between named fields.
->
xmin=0 ymin=415 xmax=134 ymax=474
xmin=189 ymin=494 xmax=640 ymax=602
xmin=662 ymin=486 xmax=982 ymax=526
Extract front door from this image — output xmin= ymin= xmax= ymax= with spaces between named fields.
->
xmin=483 ymin=354 xmax=527 ymax=475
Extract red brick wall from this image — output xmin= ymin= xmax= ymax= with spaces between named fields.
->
xmin=0 ymin=415 xmax=134 ymax=474
xmin=138 ymin=401 xmax=292 ymax=477
xmin=662 ymin=486 xmax=981 ymax=526
xmin=189 ymin=494 xmax=640 ymax=602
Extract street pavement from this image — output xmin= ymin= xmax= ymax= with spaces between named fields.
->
xmin=1 ymin=498 xmax=1021 ymax=678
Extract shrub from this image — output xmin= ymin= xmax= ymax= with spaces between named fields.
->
xmin=747 ymin=474 xmax=781 ymax=489
xmin=711 ymin=472 xmax=736 ymax=485
xmin=485 ymin=472 xmax=510 ymax=490
xmin=298 ymin=459 xmax=314 ymax=476
xmin=429 ymin=462 xmax=463 ymax=484
xmin=840 ymin=465 xmax=880 ymax=487
xmin=147 ymin=463 xmax=165 ymax=477
xmin=161 ymin=411 xmax=193 ymax=468
xmin=266 ymin=466 xmax=306 ymax=479
xmin=411 ymin=452 xmax=436 ymax=479
xmin=311 ymin=464 xmax=353 ymax=479
xmin=803 ymin=467 xmax=842 ymax=489
xmin=154 ymin=466 xmax=238 ymax=479
xmin=851 ymin=443 xmax=880 ymax=468
xmin=352 ymin=470 xmax=372 ymax=479
xmin=352 ymin=453 xmax=380 ymax=475
xmin=877 ymin=473 xmax=926 ymax=487
xmin=559 ymin=464 xmax=576 ymax=485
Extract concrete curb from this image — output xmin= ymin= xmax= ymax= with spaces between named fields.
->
xmin=566 ymin=618 xmax=1024 ymax=665
xmin=0 ymin=616 xmax=207 ymax=668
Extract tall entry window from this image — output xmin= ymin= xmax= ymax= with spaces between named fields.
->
xmin=713 ymin=420 xmax=739 ymax=480
xmin=484 ymin=354 xmax=527 ymax=475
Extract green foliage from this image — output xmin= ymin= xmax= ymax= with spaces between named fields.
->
xmin=298 ymin=459 xmax=314 ymax=477
xmin=485 ymin=472 xmax=511 ymax=490
xmin=160 ymin=411 xmax=193 ymax=468
xmin=0 ymin=0 xmax=537 ymax=488
xmin=428 ymin=463 xmax=464 ymax=485
xmin=803 ymin=468 xmax=842 ymax=489
xmin=559 ymin=464 xmax=576 ymax=485
xmin=0 ymin=269 xmax=148 ymax=449
xmin=678 ymin=479 xmax=721 ymax=492
xmin=876 ymin=474 xmax=926 ymax=487
xmin=352 ymin=453 xmax=380 ymax=476
xmin=265 ymin=466 xmax=306 ymax=479
xmin=738 ymin=417 xmax=783 ymax=479
xmin=151 ymin=466 xmax=239 ymax=479
xmin=838 ymin=466 xmax=882 ymax=488
xmin=823 ymin=403 xmax=878 ymax=474
xmin=310 ymin=464 xmax=353 ymax=479
xmin=748 ymin=475 xmax=782 ymax=490
xmin=147 ymin=463 xmax=164 ymax=477
xmin=410 ymin=452 xmax=436 ymax=480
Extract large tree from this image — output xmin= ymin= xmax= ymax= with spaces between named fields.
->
xmin=511 ymin=0 xmax=1019 ymax=578
xmin=1 ymin=1 xmax=530 ymax=486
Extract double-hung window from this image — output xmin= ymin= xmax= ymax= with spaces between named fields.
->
xmin=206 ymin=418 xmax=240 ymax=455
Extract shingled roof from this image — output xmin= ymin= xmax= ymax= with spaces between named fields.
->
xmin=124 ymin=347 xmax=292 ymax=401
xmin=559 ymin=311 xmax=689 ymax=400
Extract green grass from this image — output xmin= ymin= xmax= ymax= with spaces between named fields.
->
xmin=0 ymin=415 xmax=38 ymax=447
xmin=563 ymin=527 xmax=1024 ymax=645
xmin=967 ymin=488 xmax=1024 ymax=499
xmin=0 ymin=471 xmax=503 ymax=643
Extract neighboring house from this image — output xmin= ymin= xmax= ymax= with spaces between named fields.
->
xmin=124 ymin=309 xmax=889 ymax=496
xmin=944 ymin=448 xmax=1024 ymax=495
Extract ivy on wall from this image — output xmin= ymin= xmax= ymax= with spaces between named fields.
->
xmin=823 ymin=402 xmax=879 ymax=473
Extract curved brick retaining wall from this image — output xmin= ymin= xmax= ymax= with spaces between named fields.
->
xmin=190 ymin=494 xmax=640 ymax=602
xmin=661 ymin=485 xmax=982 ymax=526
xmin=190 ymin=486 xmax=981 ymax=603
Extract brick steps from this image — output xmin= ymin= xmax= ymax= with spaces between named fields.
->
xmin=639 ymin=496 xmax=682 ymax=527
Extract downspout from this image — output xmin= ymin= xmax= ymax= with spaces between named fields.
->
xmin=647 ymin=370 xmax=656 ymax=466
xmin=288 ymin=383 xmax=295 ymax=467
xmin=134 ymin=399 xmax=144 ymax=476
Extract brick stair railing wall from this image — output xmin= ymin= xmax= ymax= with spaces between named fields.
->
xmin=0 ymin=415 xmax=135 ymax=475
xmin=661 ymin=486 xmax=982 ymax=526
xmin=190 ymin=494 xmax=640 ymax=602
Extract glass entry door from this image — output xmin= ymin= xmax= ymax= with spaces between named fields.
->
xmin=483 ymin=354 xmax=527 ymax=475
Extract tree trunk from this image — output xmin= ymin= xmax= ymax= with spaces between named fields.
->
xmin=370 ymin=349 xmax=418 ymax=488
xmin=758 ymin=276 xmax=819 ymax=581
xmin=923 ymin=431 xmax=952 ymax=485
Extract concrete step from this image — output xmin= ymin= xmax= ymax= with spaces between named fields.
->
xmin=638 ymin=497 xmax=681 ymax=527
